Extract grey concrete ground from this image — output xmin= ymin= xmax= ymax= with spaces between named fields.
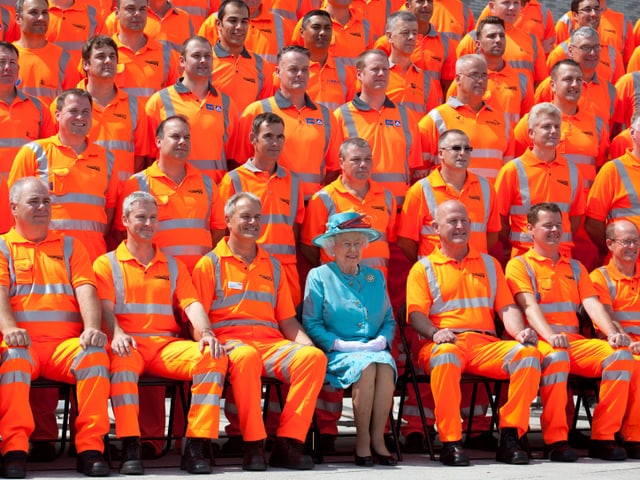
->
xmin=17 ymin=397 xmax=640 ymax=478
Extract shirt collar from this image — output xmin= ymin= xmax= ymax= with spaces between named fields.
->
xmin=351 ymin=93 xmax=395 ymax=111
xmin=174 ymin=77 xmax=219 ymax=96
xmin=115 ymin=240 xmax=168 ymax=266
xmin=244 ymin=159 xmax=287 ymax=178
xmin=273 ymin=90 xmax=317 ymax=110
xmin=214 ymin=41 xmax=251 ymax=59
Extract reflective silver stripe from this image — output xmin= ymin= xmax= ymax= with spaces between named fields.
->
xmin=564 ymin=153 xmax=595 ymax=165
xmin=159 ymin=88 xmax=176 ymax=116
xmin=160 ymin=245 xmax=207 ymax=257
xmin=602 ymin=369 xmax=631 ymax=381
xmin=297 ymin=172 xmax=322 ymax=183
xmin=14 ymin=283 xmax=74 ymax=296
xmin=272 ymin=8 xmax=296 ymax=20
xmin=87 ymin=5 xmax=97 ymax=35
xmin=192 ymin=371 xmax=224 ymax=386
xmin=338 ymin=104 xmax=359 ymax=138
xmin=54 ymin=40 xmax=85 ymax=50
xmin=254 ymin=54 xmax=265 ymax=97
xmin=402 ymin=101 xmax=425 ymax=114
xmin=0 ymin=369 xmax=31 ymax=386
xmin=58 ymin=50 xmax=71 ymax=94
xmin=220 ymin=93 xmax=230 ymax=167
xmin=127 ymin=331 xmax=178 ymax=337
xmin=0 ymin=238 xmax=16 ymax=296
xmin=27 ymin=141 xmax=49 ymax=182
xmin=428 ymin=108 xmax=447 ymax=134
xmin=14 ymin=311 xmax=82 ymax=322
xmin=509 ymin=355 xmax=540 ymax=374
xmin=0 ymin=138 xmax=29 ymax=147
xmin=228 ymin=169 xmax=242 ymax=198
xmin=622 ymin=325 xmax=640 ymax=333
xmin=421 ymin=253 xmax=496 ymax=314
xmin=22 ymin=86 xmax=57 ymax=98
xmin=261 ymin=243 xmax=296 ymax=255
xmin=157 ymin=219 xmax=207 ymax=231
xmin=397 ymin=103 xmax=412 ymax=163
xmin=211 ymin=290 xmax=277 ymax=309
xmin=123 ymin=87 xmax=156 ymax=98
xmin=260 ymin=98 xmax=272 ymax=113
xmin=74 ymin=363 xmax=109 ymax=381
xmin=540 ymin=302 xmax=579 ymax=314
xmin=335 ymin=61 xmax=347 ymax=102
xmin=179 ymin=5 xmax=207 ymax=16
xmin=508 ymin=59 xmax=534 ymax=71
xmin=615 ymin=313 xmax=640 ymax=322
xmin=95 ymin=139 xmax=134 ymax=151
xmin=596 ymin=266 xmax=617 ymax=302
xmin=191 ymin=393 xmax=221 ymax=405
xmin=609 ymin=159 xmax=640 ymax=219
xmin=540 ymin=371 xmax=569 ymax=387
xmin=111 ymin=393 xmax=138 ymax=407
xmin=264 ymin=343 xmax=305 ymax=382
xmin=319 ymin=103 xmax=332 ymax=158
xmin=541 ymin=349 xmax=570 ymax=370
xmin=50 ymin=219 xmax=104 ymax=232
xmin=111 ymin=370 xmax=138 ymax=383
xmin=371 ymin=172 xmax=408 ymax=183
xmin=162 ymin=43 xmax=171 ymax=85
xmin=602 ymin=348 xmax=633 ymax=368
xmin=262 ymin=213 xmax=289 ymax=225
xmin=273 ymin=13 xmax=286 ymax=51
xmin=187 ymin=159 xmax=226 ymax=171
xmin=213 ymin=319 xmax=280 ymax=329
xmin=319 ymin=100 xmax=340 ymax=111
xmin=361 ymin=257 xmax=388 ymax=268
xmin=471 ymin=148 xmax=504 ymax=158
xmin=51 ymin=193 xmax=105 ymax=206
xmin=317 ymin=189 xmax=336 ymax=216
xmin=107 ymin=251 xmax=177 ymax=315
xmin=133 ymin=172 xmax=149 ymax=192
xmin=430 ymin=350 xmax=461 ymax=368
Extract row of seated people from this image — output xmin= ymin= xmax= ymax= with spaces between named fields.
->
xmin=3 ymin=172 xmax=640 ymax=478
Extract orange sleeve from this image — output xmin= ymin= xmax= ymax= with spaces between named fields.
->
xmin=493 ymin=259 xmax=516 ymax=312
xmin=627 ymin=48 xmax=640 ymax=75
xmin=300 ymin=192 xmax=329 ymax=246
xmin=325 ymin=112 xmax=341 ymax=172
xmin=208 ymin=181 xmax=226 ymax=231
xmin=373 ymin=35 xmax=391 ymax=55
xmin=441 ymin=38 xmax=457 ymax=82
xmin=387 ymin=194 xmax=398 ymax=242
xmin=494 ymin=160 xmax=517 ymax=218
xmin=418 ymin=112 xmax=438 ymax=169
xmin=407 ymin=116 xmax=423 ymax=169
xmin=554 ymin=17 xmax=571 ymax=45
xmin=0 ymin=178 xmax=11 ymax=234
xmin=258 ymin=61 xmax=275 ymax=100
xmin=589 ymin=268 xmax=613 ymax=307
xmin=569 ymin=168 xmax=586 ymax=216
xmin=513 ymin=114 xmax=530 ymax=157
xmin=623 ymin=20 xmax=635 ymax=65
xmin=0 ymin=234 xmax=9 ymax=288
xmin=406 ymin=260 xmax=431 ymax=318
xmin=197 ymin=13 xmax=218 ymax=42
xmin=532 ymin=36 xmax=548 ymax=83
xmin=217 ymin=173 xmax=236 ymax=205
xmin=274 ymin=259 xmax=296 ymax=321
xmin=7 ymin=144 xmax=37 ymax=188
xmin=455 ymin=33 xmax=475 ymax=58
xmin=114 ymin=176 xmax=139 ymax=231
xmin=174 ymin=258 xmax=200 ymax=312
xmin=133 ymin=97 xmax=151 ymax=157
xmin=92 ymin=253 xmax=116 ymax=303
xmin=228 ymin=101 xmax=260 ymax=164
xmin=504 ymin=256 xmax=535 ymax=297
xmin=69 ymin=237 xmax=97 ymax=289
xmin=533 ymin=78 xmax=552 ymax=104
xmin=165 ymin=50 xmax=181 ymax=88
xmin=104 ymin=156 xmax=121 ymax=209
xmin=504 ymin=119 xmax=515 ymax=160
xmin=576 ymin=261 xmax=598 ymax=300
xmin=397 ymin=180 xmax=425 ymax=242
xmin=486 ymin=187 xmax=501 ymax=233
xmin=38 ymin=100 xmax=56 ymax=138
xmin=191 ymin=254 xmax=216 ymax=312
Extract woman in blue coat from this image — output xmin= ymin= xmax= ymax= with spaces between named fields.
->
xmin=302 ymin=211 xmax=397 ymax=467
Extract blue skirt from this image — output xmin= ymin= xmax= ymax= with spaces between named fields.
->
xmin=325 ymin=350 xmax=397 ymax=389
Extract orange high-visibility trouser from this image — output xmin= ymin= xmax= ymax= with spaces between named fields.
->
xmin=223 ymin=338 xmax=326 ymax=442
xmin=418 ymin=332 xmax=541 ymax=442
xmin=109 ymin=336 xmax=228 ymax=439
xmin=0 ymin=339 xmax=110 ymax=454
xmin=622 ymin=353 xmax=640 ymax=442
xmin=538 ymin=335 xmax=634 ymax=443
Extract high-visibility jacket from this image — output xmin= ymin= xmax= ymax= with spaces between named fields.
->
xmin=613 ymin=72 xmax=640 ymax=130
xmin=145 ymin=79 xmax=238 ymax=183
xmin=431 ymin=0 xmax=474 ymax=45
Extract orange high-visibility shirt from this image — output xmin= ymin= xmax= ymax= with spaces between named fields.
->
xmin=506 ymin=248 xmax=595 ymax=332
xmin=229 ymin=91 xmax=340 ymax=200
xmin=301 ymin=176 xmax=396 ymax=273
xmin=406 ymin=246 xmax=514 ymax=332
xmin=431 ymin=0 xmax=474 ymax=45
xmin=351 ymin=0 xmax=404 ymax=40
xmin=93 ymin=241 xmax=199 ymax=336
xmin=398 ymin=168 xmax=500 ymax=258
xmin=0 ymin=6 xmax=18 ymax=42
xmin=172 ymin=0 xmax=217 ymax=31
xmin=100 ymin=11 xmax=161 ymax=39
xmin=613 ymin=72 xmax=640 ymax=131
xmin=145 ymin=79 xmax=239 ymax=183
xmin=47 ymin=2 xmax=100 ymax=68
xmin=627 ymin=47 xmax=640 ymax=74
xmin=0 ymin=228 xmax=96 ymax=342
xmin=495 ymin=148 xmax=585 ymax=257
xmin=386 ymin=62 xmax=442 ymax=121
xmin=192 ymin=239 xmax=296 ymax=342
xmin=116 ymin=161 xmax=225 ymax=272
xmin=419 ymin=97 xmax=515 ymax=183
xmin=0 ymin=175 xmax=10 ymax=234
xmin=609 ymin=130 xmax=632 ymax=160
xmin=8 ymin=135 xmax=120 ymax=261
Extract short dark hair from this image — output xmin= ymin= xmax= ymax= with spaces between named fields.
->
xmin=301 ymin=9 xmax=331 ymax=29
xmin=217 ymin=0 xmax=249 ymax=22
xmin=82 ymin=35 xmax=118 ymax=65
xmin=550 ymin=58 xmax=581 ymax=80
xmin=527 ymin=202 xmax=562 ymax=226
xmin=156 ymin=115 xmax=190 ymax=138
xmin=0 ymin=41 xmax=19 ymax=59
xmin=476 ymin=15 xmax=505 ymax=38
xmin=571 ymin=0 xmax=598 ymax=13
xmin=180 ymin=35 xmax=211 ymax=58
xmin=277 ymin=45 xmax=310 ymax=64
xmin=55 ymin=88 xmax=92 ymax=112
xmin=251 ymin=112 xmax=284 ymax=136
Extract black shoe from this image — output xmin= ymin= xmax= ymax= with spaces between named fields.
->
xmin=318 ymin=434 xmax=336 ymax=455
xmin=76 ymin=450 xmax=110 ymax=477
xmin=27 ymin=442 xmax=56 ymax=463
xmin=220 ymin=436 xmax=244 ymax=455
xmin=402 ymin=432 xmax=427 ymax=454
xmin=568 ymin=429 xmax=591 ymax=449
xmin=269 ymin=437 xmax=314 ymax=470
xmin=544 ymin=441 xmax=578 ymax=462
xmin=439 ymin=441 xmax=470 ymax=466
xmin=464 ymin=431 xmax=499 ymax=451
xmin=625 ymin=441 xmax=640 ymax=459
xmin=1 ymin=451 xmax=27 ymax=478
xmin=354 ymin=454 xmax=374 ymax=467
xmin=496 ymin=428 xmax=528 ymax=465
xmin=589 ymin=440 xmax=627 ymax=461
xmin=242 ymin=440 xmax=266 ymax=471
xmin=119 ymin=437 xmax=144 ymax=475
xmin=180 ymin=438 xmax=212 ymax=474
xmin=372 ymin=449 xmax=397 ymax=466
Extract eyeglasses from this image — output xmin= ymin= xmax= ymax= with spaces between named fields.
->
xmin=459 ymin=72 xmax=488 ymax=81
xmin=611 ymin=239 xmax=640 ymax=247
xmin=441 ymin=145 xmax=474 ymax=153
xmin=577 ymin=6 xmax=601 ymax=14
xmin=337 ymin=214 xmax=371 ymax=230
xmin=573 ymin=44 xmax=602 ymax=53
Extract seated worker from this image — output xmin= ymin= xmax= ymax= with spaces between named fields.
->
xmin=303 ymin=212 xmax=397 ymax=467
xmin=191 ymin=192 xmax=327 ymax=471
xmin=590 ymin=220 xmax=640 ymax=459
xmin=93 ymin=191 xmax=228 ymax=475
xmin=406 ymin=199 xmax=541 ymax=466
xmin=0 ymin=177 xmax=110 ymax=478
xmin=505 ymin=202 xmax=634 ymax=461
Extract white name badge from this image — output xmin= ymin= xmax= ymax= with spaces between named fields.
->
xmin=228 ymin=281 xmax=244 ymax=290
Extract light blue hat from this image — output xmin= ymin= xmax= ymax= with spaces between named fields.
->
xmin=312 ymin=211 xmax=381 ymax=248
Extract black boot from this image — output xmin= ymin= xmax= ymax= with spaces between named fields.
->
xmin=180 ymin=438 xmax=211 ymax=474
xmin=496 ymin=428 xmax=528 ymax=464
xmin=119 ymin=437 xmax=144 ymax=475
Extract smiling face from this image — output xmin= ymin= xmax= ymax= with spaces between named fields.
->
xmin=550 ymin=63 xmax=583 ymax=104
xmin=528 ymin=112 xmax=561 ymax=150
xmin=123 ymin=199 xmax=158 ymax=243
xmin=528 ymin=209 xmax=563 ymax=251
xmin=12 ymin=179 xmax=51 ymax=241
xmin=216 ymin=3 xmax=250 ymax=50
xmin=226 ymin=196 xmax=262 ymax=242
xmin=434 ymin=201 xmax=470 ymax=249
xmin=438 ymin=131 xmax=472 ymax=172
xmin=181 ymin=38 xmax=213 ymax=79
xmin=83 ymin=44 xmax=118 ymax=80
xmin=55 ymin=94 xmax=92 ymax=139
xmin=332 ymin=231 xmax=365 ymax=273
xmin=607 ymin=221 xmax=640 ymax=265
xmin=300 ymin=14 xmax=332 ymax=51
xmin=156 ymin=118 xmax=191 ymax=162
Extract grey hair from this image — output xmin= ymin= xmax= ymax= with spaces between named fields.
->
xmin=9 ymin=177 xmax=48 ymax=204
xmin=455 ymin=54 xmax=486 ymax=74
xmin=570 ymin=26 xmax=600 ymax=44
xmin=224 ymin=192 xmax=261 ymax=218
xmin=385 ymin=11 xmax=417 ymax=33
xmin=527 ymin=102 xmax=561 ymax=129
xmin=122 ymin=191 xmax=157 ymax=217
xmin=339 ymin=137 xmax=371 ymax=159
xmin=320 ymin=232 xmax=370 ymax=257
